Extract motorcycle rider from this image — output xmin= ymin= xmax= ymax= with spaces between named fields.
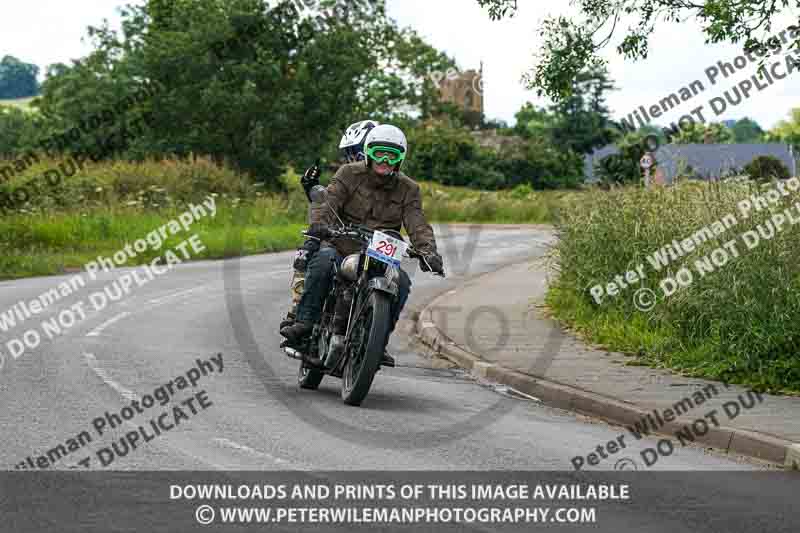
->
xmin=280 ymin=124 xmax=445 ymax=367
xmin=281 ymin=120 xmax=380 ymax=331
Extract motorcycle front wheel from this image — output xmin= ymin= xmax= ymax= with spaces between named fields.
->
xmin=341 ymin=291 xmax=390 ymax=406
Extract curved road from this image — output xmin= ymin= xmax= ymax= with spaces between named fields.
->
xmin=0 ymin=225 xmax=769 ymax=471
xmin=3 ymin=225 xmax=798 ymax=532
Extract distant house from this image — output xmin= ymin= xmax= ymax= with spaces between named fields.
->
xmin=584 ymin=143 xmax=797 ymax=183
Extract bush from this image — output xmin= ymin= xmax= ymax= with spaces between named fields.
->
xmin=405 ymin=119 xmax=582 ymax=190
xmin=0 ymin=156 xmax=254 ymax=214
xmin=0 ymin=105 xmax=39 ymax=156
xmin=494 ymin=138 xmax=583 ymax=190
xmin=406 ymin=120 xmax=481 ymax=186
xmin=744 ymin=155 xmax=791 ymax=182
xmin=592 ymin=132 xmax=648 ymax=186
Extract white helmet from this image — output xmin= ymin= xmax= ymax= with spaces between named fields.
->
xmin=363 ymin=124 xmax=408 ymax=174
xmin=338 ymin=119 xmax=379 ymax=163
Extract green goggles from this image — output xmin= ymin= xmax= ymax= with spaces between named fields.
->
xmin=366 ymin=145 xmax=406 ymax=165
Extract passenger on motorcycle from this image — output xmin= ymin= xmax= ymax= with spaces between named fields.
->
xmin=281 ymin=120 xmax=380 ymax=331
xmin=279 ymin=124 xmax=445 ymax=367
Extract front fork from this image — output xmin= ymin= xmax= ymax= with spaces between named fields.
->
xmin=344 ymin=267 xmax=399 ymax=342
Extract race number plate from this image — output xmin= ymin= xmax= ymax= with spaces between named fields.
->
xmin=366 ymin=230 xmax=408 ymax=268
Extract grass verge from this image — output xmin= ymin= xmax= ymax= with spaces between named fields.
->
xmin=0 ymin=157 xmax=576 ymax=280
xmin=547 ymin=179 xmax=800 ymax=394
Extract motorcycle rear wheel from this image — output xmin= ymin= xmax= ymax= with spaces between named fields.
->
xmin=341 ymin=291 xmax=390 ymax=406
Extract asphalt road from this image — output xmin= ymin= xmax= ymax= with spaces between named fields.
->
xmin=0 ymin=225 xmax=796 ymax=532
xmin=0 ymin=225 xmax=769 ymax=470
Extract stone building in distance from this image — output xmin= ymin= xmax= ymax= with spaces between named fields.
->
xmin=438 ymin=63 xmax=484 ymax=118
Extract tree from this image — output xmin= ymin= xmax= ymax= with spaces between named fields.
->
xmin=731 ymin=117 xmax=765 ymax=143
xmin=672 ymin=122 xmax=733 ymax=144
xmin=0 ymin=56 xmax=40 ymax=99
xmin=476 ymin=0 xmax=800 ymax=103
xmin=671 ymin=123 xmax=706 ymax=144
xmin=31 ymin=0 xmax=453 ymax=187
xmin=512 ymin=66 xmax=617 ymax=154
xmin=512 ymin=103 xmax=554 ymax=139
xmin=744 ymin=155 xmax=790 ymax=181
xmin=766 ymin=108 xmax=800 ymax=149
xmin=593 ymin=130 xmax=651 ymax=186
xmin=0 ymin=105 xmax=39 ymax=156
xmin=546 ymin=65 xmax=616 ymax=154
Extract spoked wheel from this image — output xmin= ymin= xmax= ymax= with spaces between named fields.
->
xmin=341 ymin=291 xmax=391 ymax=406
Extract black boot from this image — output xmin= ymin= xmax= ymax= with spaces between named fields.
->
xmin=279 ymin=311 xmax=296 ymax=330
xmin=380 ymin=350 xmax=395 ymax=367
xmin=280 ymin=321 xmax=313 ymax=343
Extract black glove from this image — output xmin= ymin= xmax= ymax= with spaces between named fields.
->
xmin=301 ymin=160 xmax=321 ymax=202
xmin=292 ymin=239 xmax=320 ymax=271
xmin=301 ymin=238 xmax=320 ymax=253
xmin=419 ymin=252 xmax=444 ymax=274
xmin=307 ymin=223 xmax=332 ymax=241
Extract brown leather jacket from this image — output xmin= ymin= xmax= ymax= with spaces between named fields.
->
xmin=309 ymin=162 xmax=438 ymax=257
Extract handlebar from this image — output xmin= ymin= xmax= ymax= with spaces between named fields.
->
xmin=301 ymin=226 xmax=444 ymax=277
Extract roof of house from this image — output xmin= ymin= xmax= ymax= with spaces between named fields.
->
xmin=584 ymin=143 xmax=797 ymax=182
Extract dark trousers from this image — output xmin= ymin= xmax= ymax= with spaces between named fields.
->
xmin=296 ymin=247 xmax=411 ymax=335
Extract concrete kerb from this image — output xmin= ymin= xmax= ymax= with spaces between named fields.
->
xmin=413 ymin=263 xmax=799 ymax=469
xmin=786 ymin=444 xmax=800 ymax=469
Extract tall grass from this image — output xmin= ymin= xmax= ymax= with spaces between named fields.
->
xmin=420 ymin=182 xmax=578 ymax=224
xmin=548 ymin=179 xmax=800 ymax=393
xmin=0 ymin=157 xmax=309 ymax=278
xmin=0 ymin=157 xmax=574 ymax=280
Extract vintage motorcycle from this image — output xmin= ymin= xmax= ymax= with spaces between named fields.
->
xmin=282 ymin=186 xmax=445 ymax=406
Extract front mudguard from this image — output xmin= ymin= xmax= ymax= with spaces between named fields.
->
xmin=368 ymin=276 xmax=398 ymax=297
xmin=344 ymin=275 xmax=397 ymax=344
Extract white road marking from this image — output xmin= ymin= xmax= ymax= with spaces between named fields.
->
xmin=493 ymin=384 xmax=542 ymax=403
xmin=85 ymin=311 xmax=131 ymax=337
xmin=147 ymin=287 xmax=204 ymax=305
xmin=84 ymin=352 xmax=139 ymax=402
xmin=213 ymin=437 xmax=310 ymax=470
xmin=82 ymin=352 xmax=228 ymax=470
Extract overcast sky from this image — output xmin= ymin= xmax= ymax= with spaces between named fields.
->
xmin=2 ymin=0 xmax=799 ymax=129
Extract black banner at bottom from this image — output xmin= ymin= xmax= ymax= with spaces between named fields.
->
xmin=0 ymin=471 xmax=797 ymax=532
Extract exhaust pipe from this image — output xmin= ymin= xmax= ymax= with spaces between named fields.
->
xmin=283 ymin=347 xmax=303 ymax=360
